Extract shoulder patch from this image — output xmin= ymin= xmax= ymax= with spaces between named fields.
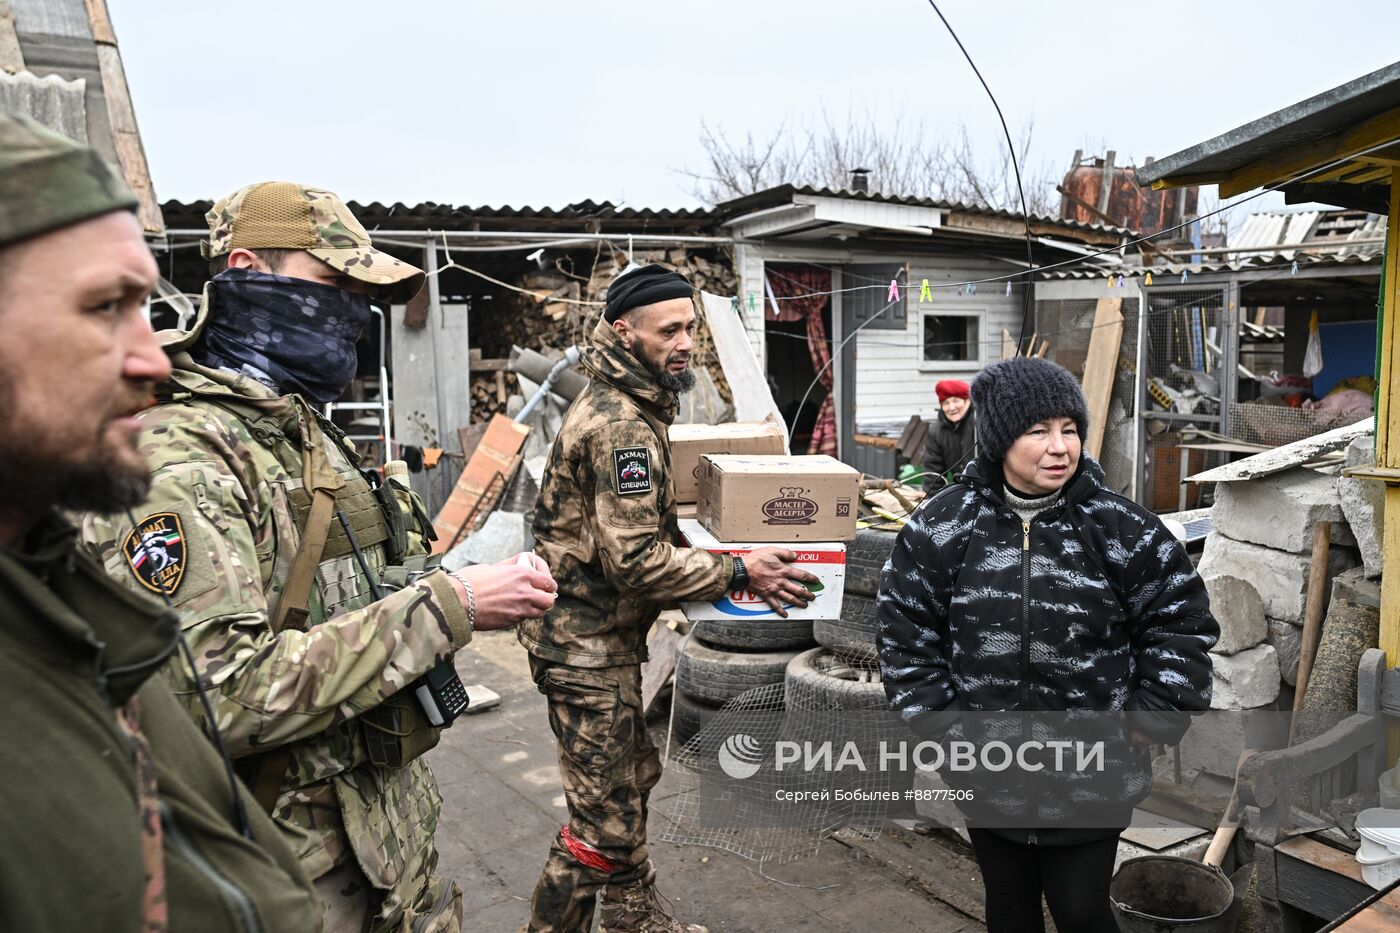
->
xmin=122 ymin=512 xmax=189 ymax=596
xmin=613 ymin=446 xmax=653 ymax=496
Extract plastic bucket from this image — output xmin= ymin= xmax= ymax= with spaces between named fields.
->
xmin=1355 ymin=847 xmax=1400 ymax=890
xmin=1110 ymin=856 xmax=1240 ymax=933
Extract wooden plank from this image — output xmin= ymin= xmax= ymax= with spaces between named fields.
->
xmin=1278 ymin=835 xmax=1368 ymax=885
xmin=1380 ymin=170 xmax=1400 ymax=682
xmin=1218 ymin=107 xmax=1400 ymax=198
xmin=1079 ymin=297 xmax=1124 ymax=460
xmin=431 ymin=414 xmax=529 ymax=553
xmin=1140 ymin=779 xmax=1230 ymax=829
xmin=1002 ymin=328 xmax=1015 ymax=360
xmin=1186 ymin=419 xmax=1372 ymax=484
xmin=1334 ymin=886 xmax=1400 ymax=931
xmin=641 ymin=622 xmax=684 ymax=716
xmin=0 ymin=2 xmax=26 ymax=70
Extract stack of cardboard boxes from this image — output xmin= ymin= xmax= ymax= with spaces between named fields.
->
xmin=665 ymin=421 xmax=866 ymax=744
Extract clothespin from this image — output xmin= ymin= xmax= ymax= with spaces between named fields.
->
xmin=1116 ymin=275 xmax=1125 ymax=288
xmin=1291 ymin=260 xmax=1299 ymax=276
xmin=1180 ymin=270 xmax=1189 ymax=284
xmin=1005 ymin=281 xmax=1012 ymax=297
xmin=748 ymin=292 xmax=756 ymax=312
xmin=1107 ymin=275 xmax=1116 ymax=289
xmin=731 ymin=296 xmax=740 ymax=313
xmin=919 ymin=278 xmax=932 ymax=302
xmin=969 ymin=282 xmax=977 ymax=295
xmin=887 ymin=279 xmax=900 ymax=302
xmin=1144 ymin=272 xmax=1153 ymax=287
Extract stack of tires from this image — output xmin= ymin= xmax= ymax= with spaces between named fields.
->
xmin=811 ymin=527 xmax=897 ymax=666
xmin=672 ymin=614 xmax=815 ymax=747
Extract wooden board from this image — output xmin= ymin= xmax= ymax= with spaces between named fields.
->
xmin=1334 ymin=885 xmax=1400 ymax=931
xmin=1080 ymin=297 xmax=1124 ymax=460
xmin=1002 ymin=328 xmax=1016 ymax=361
xmin=641 ymin=622 xmax=684 ymax=717
xmin=1187 ymin=418 xmax=1371 ymax=484
xmin=1277 ymin=834 xmax=1374 ymax=921
xmin=431 ymin=414 xmax=529 ymax=553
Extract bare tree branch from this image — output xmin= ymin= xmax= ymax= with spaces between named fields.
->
xmin=676 ymin=109 xmax=1057 ymax=215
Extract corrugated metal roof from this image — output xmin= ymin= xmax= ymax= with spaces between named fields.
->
xmin=161 ymin=197 xmax=718 ymax=235
xmin=1040 ymin=249 xmax=1381 ymax=280
xmin=1137 ymin=61 xmax=1400 ymax=187
xmin=715 ymin=184 xmax=1132 ymax=237
xmin=0 ymin=70 xmax=86 ymax=142
xmin=1225 ymin=208 xmax=1385 ymax=262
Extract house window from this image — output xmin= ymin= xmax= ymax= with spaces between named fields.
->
xmin=920 ymin=311 xmax=982 ymax=369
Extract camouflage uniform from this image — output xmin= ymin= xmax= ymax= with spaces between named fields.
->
xmin=522 ymin=318 xmax=734 ymax=932
xmin=82 ymin=185 xmax=465 ymax=933
xmin=0 ymin=113 xmax=323 ymax=933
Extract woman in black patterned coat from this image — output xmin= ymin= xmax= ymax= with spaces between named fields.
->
xmin=876 ymin=357 xmax=1218 ymax=933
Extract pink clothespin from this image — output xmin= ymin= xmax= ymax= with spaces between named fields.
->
xmin=888 ymin=279 xmax=900 ymax=302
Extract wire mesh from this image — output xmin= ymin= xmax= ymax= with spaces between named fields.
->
xmin=1229 ymin=401 xmax=1362 ymax=447
xmin=660 ymin=653 xmax=901 ymax=865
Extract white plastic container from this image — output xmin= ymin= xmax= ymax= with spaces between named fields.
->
xmin=1355 ymin=847 xmax=1400 ymax=890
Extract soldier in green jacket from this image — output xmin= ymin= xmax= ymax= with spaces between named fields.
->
xmin=522 ymin=265 xmax=819 ymax=933
xmin=80 ymin=181 xmax=559 ymax=932
xmin=0 ymin=112 xmax=324 ymax=933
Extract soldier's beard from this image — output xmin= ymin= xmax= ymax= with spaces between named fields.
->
xmin=0 ymin=372 xmax=152 ymax=524
xmin=633 ymin=346 xmax=696 ymax=395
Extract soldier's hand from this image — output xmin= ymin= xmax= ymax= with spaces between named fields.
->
xmin=743 ymin=547 xmax=821 ymax=619
xmin=449 ymin=562 xmax=557 ymax=631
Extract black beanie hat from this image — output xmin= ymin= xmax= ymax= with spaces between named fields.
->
xmin=970 ymin=357 xmax=1089 ymax=463
xmin=604 ymin=264 xmax=694 ymax=322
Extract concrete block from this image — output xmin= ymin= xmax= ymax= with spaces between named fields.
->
xmin=1338 ymin=436 xmax=1384 ymax=579
xmin=1176 ymin=711 xmax=1289 ymax=779
xmin=1267 ymin=618 xmax=1302 ymax=687
xmin=1211 ymin=468 xmax=1347 ymax=553
xmin=1210 ymin=644 xmax=1280 ymax=710
xmin=1204 ymin=575 xmax=1267 ymax=655
xmin=1198 ymin=532 xmax=1358 ymax=623
xmin=1333 ymin=566 xmax=1381 ymax=610
xmin=443 ymin=510 xmax=526 ymax=571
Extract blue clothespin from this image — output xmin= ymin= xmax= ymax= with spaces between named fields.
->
xmin=1117 ymin=275 xmax=1125 ymax=288
xmin=1291 ymin=260 xmax=1299 ymax=276
xmin=1180 ymin=270 xmax=1189 ymax=284
xmin=969 ymin=282 xmax=977 ymax=295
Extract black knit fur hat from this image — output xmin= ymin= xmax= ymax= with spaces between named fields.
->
xmin=970 ymin=357 xmax=1089 ymax=464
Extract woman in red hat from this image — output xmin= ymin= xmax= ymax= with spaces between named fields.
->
xmin=923 ymin=379 xmax=976 ymax=486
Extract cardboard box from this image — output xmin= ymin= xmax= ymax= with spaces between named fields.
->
xmin=668 ymin=421 xmax=787 ymax=504
xmin=679 ymin=518 xmax=846 ymax=621
xmin=697 ymin=454 xmax=860 ymax=543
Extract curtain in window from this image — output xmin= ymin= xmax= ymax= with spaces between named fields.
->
xmin=765 ymin=267 xmax=836 ymax=456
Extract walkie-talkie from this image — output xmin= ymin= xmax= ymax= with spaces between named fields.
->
xmin=336 ymin=511 xmax=469 ymax=727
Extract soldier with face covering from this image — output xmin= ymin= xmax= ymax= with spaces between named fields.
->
xmin=80 ymin=182 xmax=560 ymax=932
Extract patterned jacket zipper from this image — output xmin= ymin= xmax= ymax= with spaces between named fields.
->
xmin=1020 ymin=520 xmax=1032 ymax=712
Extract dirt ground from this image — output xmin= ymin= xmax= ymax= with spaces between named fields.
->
xmin=430 ymin=630 xmax=987 ymax=932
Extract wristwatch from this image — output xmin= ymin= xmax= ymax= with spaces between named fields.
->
xmin=729 ymin=555 xmax=749 ymax=592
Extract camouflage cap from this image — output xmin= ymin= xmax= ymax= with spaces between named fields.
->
xmin=0 ymin=112 xmax=138 ymax=249
xmin=203 ymin=181 xmax=425 ymax=303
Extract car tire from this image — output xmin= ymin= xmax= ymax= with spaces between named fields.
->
xmin=813 ymin=594 xmax=879 ymax=662
xmin=674 ymin=638 xmax=804 ymax=706
xmin=844 ymin=528 xmax=899 ymax=597
xmin=671 ymin=689 xmax=722 ymax=747
xmin=784 ymin=646 xmax=888 ymax=712
xmin=691 ymin=616 xmax=815 ymax=651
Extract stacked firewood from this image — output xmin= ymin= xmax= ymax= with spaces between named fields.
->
xmin=468 ymin=246 xmax=737 ymax=421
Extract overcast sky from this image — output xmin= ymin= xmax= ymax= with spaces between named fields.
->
xmin=115 ymin=0 xmax=1400 ymax=220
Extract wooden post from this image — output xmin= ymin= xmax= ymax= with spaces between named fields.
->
xmin=1379 ymin=171 xmax=1400 ymax=672
xmin=1293 ymin=521 xmax=1332 ymax=720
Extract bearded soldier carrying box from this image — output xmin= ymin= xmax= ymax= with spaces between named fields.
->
xmin=521 ymin=264 xmax=819 ymax=933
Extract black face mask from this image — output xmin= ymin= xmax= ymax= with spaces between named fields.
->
xmin=195 ymin=268 xmax=372 ymax=403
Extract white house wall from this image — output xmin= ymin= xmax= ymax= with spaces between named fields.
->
xmin=856 ymin=257 xmax=1022 ymax=425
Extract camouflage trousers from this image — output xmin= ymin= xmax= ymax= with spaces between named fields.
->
xmin=526 ymin=658 xmax=662 ymax=933
xmin=313 ymin=857 xmax=462 ymax=933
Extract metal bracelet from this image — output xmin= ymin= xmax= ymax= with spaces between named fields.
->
xmin=451 ymin=571 xmax=477 ymax=630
